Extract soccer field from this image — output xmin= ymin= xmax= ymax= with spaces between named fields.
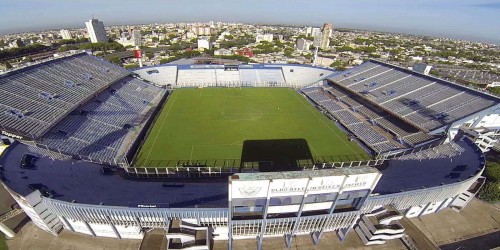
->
xmin=133 ymin=88 xmax=368 ymax=169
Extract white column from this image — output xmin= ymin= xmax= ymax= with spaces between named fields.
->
xmin=0 ymin=222 xmax=15 ymax=238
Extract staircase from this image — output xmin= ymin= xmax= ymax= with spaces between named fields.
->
xmin=166 ymin=219 xmax=211 ymax=250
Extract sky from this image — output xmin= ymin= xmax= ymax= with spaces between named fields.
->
xmin=0 ymin=0 xmax=499 ymax=44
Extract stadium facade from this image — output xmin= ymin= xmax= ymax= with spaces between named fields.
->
xmin=0 ymin=53 xmax=497 ymax=249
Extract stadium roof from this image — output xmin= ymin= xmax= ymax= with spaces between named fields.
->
xmin=1 ymin=143 xmax=228 ymax=208
xmin=0 ymin=53 xmax=130 ymax=140
xmin=374 ymin=138 xmax=484 ymax=194
xmin=0 ymin=138 xmax=483 ymax=207
xmin=326 ymin=60 xmax=500 ymax=132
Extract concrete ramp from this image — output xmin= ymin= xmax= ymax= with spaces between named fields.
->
xmin=139 ymin=228 xmax=167 ymax=250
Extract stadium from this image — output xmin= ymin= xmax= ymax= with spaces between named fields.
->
xmin=0 ymin=52 xmax=498 ymax=249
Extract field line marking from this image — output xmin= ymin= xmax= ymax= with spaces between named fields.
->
xmin=144 ymin=91 xmax=179 ymax=163
xmin=192 ymin=143 xmax=243 ymax=147
xmin=289 ymin=88 xmax=359 ymax=156
xmin=309 ymin=143 xmax=320 ymax=157
xmin=189 ymin=145 xmax=194 ymax=162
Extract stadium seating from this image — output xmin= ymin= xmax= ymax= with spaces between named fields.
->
xmin=133 ymin=66 xmax=178 ymax=86
xmin=398 ymin=142 xmax=465 ymax=161
xmin=302 ymin=87 xmax=402 ymax=154
xmin=38 ymin=76 xmax=165 ymax=164
xmin=280 ymin=65 xmax=334 ymax=86
xmin=177 ymin=69 xmax=217 ymax=86
xmin=327 ymin=60 xmax=499 ymax=131
xmin=216 ymin=69 xmax=241 ymax=84
xmin=0 ymin=53 xmax=130 ymax=138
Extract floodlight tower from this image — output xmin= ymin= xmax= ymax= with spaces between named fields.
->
xmin=312 ymin=32 xmax=322 ymax=66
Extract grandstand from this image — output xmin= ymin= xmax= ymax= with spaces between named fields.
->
xmin=326 ymin=60 xmax=499 ymax=132
xmin=0 ymin=53 xmax=166 ymax=165
xmin=135 ymin=64 xmax=334 ymax=88
xmin=0 ymin=53 xmax=129 ymax=139
xmin=38 ymin=76 xmax=165 ymax=164
xmin=0 ymin=56 xmax=495 ymax=249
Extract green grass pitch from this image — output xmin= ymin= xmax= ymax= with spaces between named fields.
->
xmin=133 ymin=87 xmax=368 ymax=168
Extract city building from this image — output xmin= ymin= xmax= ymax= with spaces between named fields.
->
xmin=320 ymin=23 xmax=333 ymax=50
xmin=59 ymin=29 xmax=72 ymax=40
xmin=191 ymin=26 xmax=213 ymax=36
xmin=315 ymin=56 xmax=335 ymax=67
xmin=85 ymin=18 xmax=108 ymax=43
xmin=412 ymin=63 xmax=433 ymax=75
xmin=306 ymin=27 xmax=321 ymax=38
xmin=132 ymin=29 xmax=141 ymax=46
xmin=214 ymin=48 xmax=233 ymax=56
xmin=197 ymin=36 xmax=211 ymax=51
xmin=236 ymin=48 xmax=254 ymax=57
xmin=255 ymin=34 xmax=274 ymax=43
xmin=296 ymin=38 xmax=312 ymax=51
xmin=9 ymin=39 xmax=24 ymax=48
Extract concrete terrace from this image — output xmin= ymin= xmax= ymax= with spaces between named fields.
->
xmin=0 ymin=138 xmax=484 ymax=209
xmin=0 ymin=143 xmax=228 ymax=208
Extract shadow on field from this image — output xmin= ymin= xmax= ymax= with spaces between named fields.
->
xmin=240 ymin=139 xmax=313 ymax=172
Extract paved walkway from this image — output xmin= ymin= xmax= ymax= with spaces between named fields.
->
xmin=6 ymin=222 xmax=141 ymax=250
xmin=214 ymin=230 xmax=406 ymax=250
xmin=409 ymin=198 xmax=500 ymax=248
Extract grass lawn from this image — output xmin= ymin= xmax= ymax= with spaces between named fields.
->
xmin=133 ymin=88 xmax=368 ymax=169
xmin=0 ymin=233 xmax=7 ymax=250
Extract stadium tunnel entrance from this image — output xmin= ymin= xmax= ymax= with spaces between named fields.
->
xmin=240 ymin=139 xmax=314 ymax=172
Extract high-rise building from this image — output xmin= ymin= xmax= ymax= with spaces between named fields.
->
xmin=306 ymin=27 xmax=321 ymax=38
xmin=191 ymin=26 xmax=213 ymax=36
xmin=9 ymin=39 xmax=24 ymax=48
xmin=296 ymin=38 xmax=312 ymax=51
xmin=320 ymin=23 xmax=333 ymax=50
xmin=132 ymin=29 xmax=141 ymax=46
xmin=60 ymin=29 xmax=72 ymax=40
xmin=85 ymin=18 xmax=108 ymax=43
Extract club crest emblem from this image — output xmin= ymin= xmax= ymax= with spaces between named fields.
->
xmin=238 ymin=185 xmax=262 ymax=197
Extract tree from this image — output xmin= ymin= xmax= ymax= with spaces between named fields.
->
xmin=478 ymin=182 xmax=500 ymax=202
xmin=108 ymin=56 xmax=122 ymax=66
xmin=124 ymin=63 xmax=139 ymax=69
xmin=0 ymin=43 xmax=49 ymax=60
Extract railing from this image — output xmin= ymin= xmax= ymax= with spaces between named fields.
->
xmin=0 ymin=208 xmax=23 ymax=223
